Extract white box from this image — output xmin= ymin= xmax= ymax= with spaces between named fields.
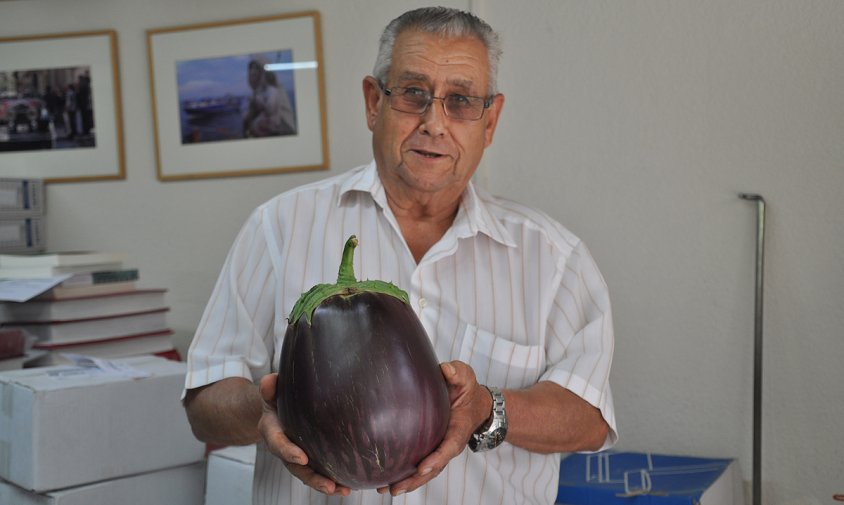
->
xmin=0 ymin=178 xmax=44 ymax=216
xmin=205 ymin=444 xmax=256 ymax=505
xmin=0 ymin=217 xmax=45 ymax=254
xmin=0 ymin=461 xmax=206 ymax=505
xmin=0 ymin=355 xmax=205 ymax=492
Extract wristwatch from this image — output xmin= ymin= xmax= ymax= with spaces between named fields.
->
xmin=469 ymin=386 xmax=508 ymax=452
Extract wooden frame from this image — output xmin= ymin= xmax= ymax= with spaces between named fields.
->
xmin=146 ymin=11 xmax=329 ymax=181
xmin=0 ymin=30 xmax=125 ymax=183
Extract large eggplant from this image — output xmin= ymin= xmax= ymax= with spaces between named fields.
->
xmin=277 ymin=235 xmax=450 ymax=489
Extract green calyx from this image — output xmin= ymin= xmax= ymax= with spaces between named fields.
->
xmin=287 ymin=235 xmax=410 ymax=326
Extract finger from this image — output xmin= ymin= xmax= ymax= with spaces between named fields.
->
xmin=388 ymin=465 xmax=442 ymax=496
xmin=442 ymin=359 xmax=476 ymax=379
xmin=388 ymin=418 xmax=471 ymax=495
xmin=440 ymin=361 xmax=457 ymax=380
xmin=411 ymin=431 xmax=466 ymax=481
xmin=259 ymin=415 xmax=308 ymax=465
xmin=259 ymin=373 xmax=278 ymax=402
xmin=285 ymin=462 xmax=351 ymax=496
xmin=256 ymin=400 xmax=308 ymax=466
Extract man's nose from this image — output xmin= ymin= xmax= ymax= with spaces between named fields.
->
xmin=419 ymin=98 xmax=448 ymax=136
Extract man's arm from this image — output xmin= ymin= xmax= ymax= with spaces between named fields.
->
xmin=183 ymin=377 xmax=263 ymax=446
xmin=505 ymin=380 xmax=609 ymax=453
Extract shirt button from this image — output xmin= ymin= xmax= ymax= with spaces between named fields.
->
xmin=418 ymin=298 xmax=427 ymax=309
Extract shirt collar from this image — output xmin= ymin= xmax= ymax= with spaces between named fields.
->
xmin=339 ymin=161 xmax=515 ymax=248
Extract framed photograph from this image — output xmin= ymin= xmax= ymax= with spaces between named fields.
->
xmin=0 ymin=30 xmax=125 ymax=183
xmin=147 ymin=11 xmax=329 ymax=181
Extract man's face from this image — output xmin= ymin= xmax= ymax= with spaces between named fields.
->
xmin=364 ymin=30 xmax=504 ymax=201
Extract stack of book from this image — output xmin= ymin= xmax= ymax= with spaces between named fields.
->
xmin=0 ymin=251 xmax=178 ymax=367
xmin=0 ymin=178 xmax=45 ymax=254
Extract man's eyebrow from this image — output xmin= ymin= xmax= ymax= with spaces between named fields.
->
xmin=446 ymin=78 xmax=474 ymax=92
xmin=394 ymin=71 xmax=430 ymax=84
xmin=393 ymin=72 xmax=476 ymax=93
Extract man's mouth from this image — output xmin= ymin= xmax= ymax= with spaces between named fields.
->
xmin=413 ymin=149 xmax=444 ymax=158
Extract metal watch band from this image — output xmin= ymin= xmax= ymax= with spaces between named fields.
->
xmin=469 ymin=386 xmax=508 ymax=452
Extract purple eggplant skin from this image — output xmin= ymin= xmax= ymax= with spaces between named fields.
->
xmin=277 ymin=291 xmax=450 ymax=489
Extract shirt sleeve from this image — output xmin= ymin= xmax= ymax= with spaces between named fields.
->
xmin=182 ymin=209 xmax=277 ymax=397
xmin=541 ymin=239 xmax=618 ymax=449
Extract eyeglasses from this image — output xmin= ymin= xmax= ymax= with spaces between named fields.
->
xmin=381 ymin=85 xmax=493 ymax=121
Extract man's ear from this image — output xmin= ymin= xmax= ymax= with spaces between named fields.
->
xmin=484 ymin=93 xmax=505 ymax=147
xmin=363 ymin=76 xmax=383 ymax=131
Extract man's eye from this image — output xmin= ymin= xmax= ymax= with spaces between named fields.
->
xmin=447 ymin=94 xmax=472 ymax=106
xmin=404 ymin=87 xmax=429 ymax=98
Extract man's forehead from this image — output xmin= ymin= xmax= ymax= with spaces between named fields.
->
xmin=389 ymin=31 xmax=489 ymax=89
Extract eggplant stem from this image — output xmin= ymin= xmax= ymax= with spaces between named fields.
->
xmin=287 ymin=235 xmax=410 ymax=325
xmin=337 ymin=236 xmax=359 ymax=284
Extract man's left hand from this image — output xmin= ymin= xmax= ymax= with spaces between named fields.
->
xmin=378 ymin=360 xmax=492 ymax=496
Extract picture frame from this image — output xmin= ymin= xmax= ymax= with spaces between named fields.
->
xmin=0 ymin=30 xmax=125 ymax=183
xmin=146 ymin=11 xmax=329 ymax=181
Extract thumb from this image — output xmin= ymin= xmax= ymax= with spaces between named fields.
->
xmin=260 ymin=373 xmax=278 ymax=402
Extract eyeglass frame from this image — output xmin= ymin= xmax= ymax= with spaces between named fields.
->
xmin=379 ymin=82 xmax=494 ymax=121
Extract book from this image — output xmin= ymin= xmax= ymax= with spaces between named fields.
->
xmin=59 ymin=268 xmax=139 ymax=287
xmin=10 ymin=307 xmax=170 ymax=344
xmin=4 ymin=289 xmax=167 ymax=321
xmin=0 ymin=251 xmax=124 ymax=269
xmin=0 ymin=327 xmax=27 ymax=359
xmin=0 ymin=262 xmax=125 ymax=279
xmin=37 ymin=280 xmax=138 ymax=300
xmin=28 ymin=330 xmax=176 ymax=366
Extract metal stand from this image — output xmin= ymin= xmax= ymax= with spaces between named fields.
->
xmin=739 ymin=193 xmax=766 ymax=505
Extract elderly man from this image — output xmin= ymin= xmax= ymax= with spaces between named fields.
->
xmin=183 ymin=7 xmax=617 ymax=505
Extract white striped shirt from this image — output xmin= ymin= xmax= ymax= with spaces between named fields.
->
xmin=184 ymin=161 xmax=617 ymax=505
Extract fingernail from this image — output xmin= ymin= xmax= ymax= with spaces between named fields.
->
xmin=318 ymin=485 xmax=330 ymax=494
xmin=445 ymin=363 xmax=456 ymax=375
xmin=419 ymin=466 xmax=432 ymax=476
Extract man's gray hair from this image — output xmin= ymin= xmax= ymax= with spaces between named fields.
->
xmin=373 ymin=7 xmax=502 ymax=95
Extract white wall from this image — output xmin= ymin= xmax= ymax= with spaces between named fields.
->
xmin=2 ymin=1 xmax=842 ymax=504
xmin=483 ymin=1 xmax=844 ymax=504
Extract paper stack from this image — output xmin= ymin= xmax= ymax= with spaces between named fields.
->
xmin=0 ymin=251 xmax=179 ymax=368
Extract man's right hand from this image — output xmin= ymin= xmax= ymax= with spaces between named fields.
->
xmin=258 ymin=374 xmax=352 ymax=497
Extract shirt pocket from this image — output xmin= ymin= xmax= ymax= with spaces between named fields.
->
xmin=457 ymin=324 xmax=545 ymax=390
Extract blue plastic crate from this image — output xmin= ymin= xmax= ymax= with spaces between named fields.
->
xmin=556 ymin=451 xmax=741 ymax=504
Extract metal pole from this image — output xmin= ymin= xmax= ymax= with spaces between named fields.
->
xmin=739 ymin=193 xmax=766 ymax=505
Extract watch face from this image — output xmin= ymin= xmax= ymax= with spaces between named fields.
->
xmin=491 ymin=427 xmax=507 ymax=445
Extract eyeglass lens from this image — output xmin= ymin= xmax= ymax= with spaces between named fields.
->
xmin=390 ymin=89 xmax=486 ymax=120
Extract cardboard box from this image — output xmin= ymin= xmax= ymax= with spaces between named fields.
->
xmin=0 ymin=461 xmax=206 ymax=505
xmin=0 ymin=355 xmax=205 ymax=492
xmin=205 ymin=444 xmax=256 ymax=505
xmin=556 ymin=451 xmax=745 ymax=505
